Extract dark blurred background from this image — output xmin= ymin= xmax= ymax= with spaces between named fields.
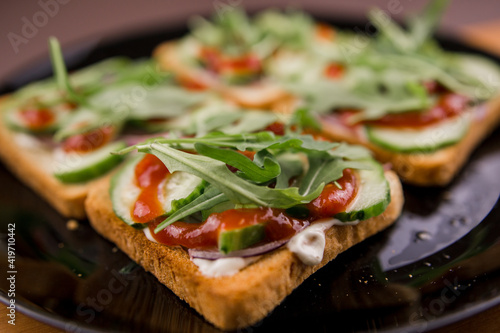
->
xmin=1 ymin=0 xmax=499 ymax=83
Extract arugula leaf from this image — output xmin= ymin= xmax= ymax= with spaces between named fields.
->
xmin=116 ymin=132 xmax=341 ymax=158
xmin=115 ymin=131 xmax=278 ymax=155
xmin=140 ymin=143 xmax=323 ymax=209
xmin=288 ymin=108 xmax=321 ymax=133
xmin=88 ymin=84 xmax=207 ymax=120
xmin=190 ymin=7 xmax=257 ymax=55
xmin=155 ymin=185 xmax=228 ymax=233
xmin=408 ymin=0 xmax=450 ymax=49
xmin=113 ymin=131 xmax=376 ymax=232
xmin=219 ymin=110 xmax=278 ymax=135
xmin=169 ymin=180 xmax=208 ymax=214
xmin=369 ymin=0 xmax=448 ymax=53
xmin=195 ymin=143 xmax=281 ymax=183
xmin=191 ymin=109 xmax=242 ymax=137
xmin=68 ymin=57 xmax=131 ymax=95
xmin=447 ymin=53 xmax=500 ymax=99
xmin=298 ymin=152 xmax=371 ymax=196
xmin=285 ymin=134 xmax=338 ymax=151
xmin=255 ymin=9 xmax=315 ymax=50
xmin=368 ymin=8 xmax=414 ymax=53
xmin=275 ymin=153 xmax=304 ymax=189
xmin=328 ymin=142 xmax=372 ymax=160
xmin=48 ymin=37 xmax=86 ymax=105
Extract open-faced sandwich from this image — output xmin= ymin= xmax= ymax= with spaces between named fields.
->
xmin=0 ymin=39 xmax=217 ymax=217
xmin=155 ymin=0 xmax=500 ymax=186
xmin=153 ymin=7 xmax=338 ymax=108
xmin=267 ymin=0 xmax=500 ymax=185
xmin=85 ymin=131 xmax=404 ymax=329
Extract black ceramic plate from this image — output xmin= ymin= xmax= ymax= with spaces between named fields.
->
xmin=1 ymin=20 xmax=500 ymax=333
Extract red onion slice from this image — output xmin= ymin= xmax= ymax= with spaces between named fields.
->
xmin=188 ymin=239 xmax=288 ymax=260
xmin=188 ymin=221 xmax=311 ymax=260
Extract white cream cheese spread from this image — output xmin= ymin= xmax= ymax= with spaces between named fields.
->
xmin=189 ymin=218 xmax=359 ymax=277
xmin=287 ymin=219 xmax=359 ymax=266
xmin=191 ymin=256 xmax=260 ymax=278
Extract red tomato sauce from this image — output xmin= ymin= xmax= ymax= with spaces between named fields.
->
xmin=264 ymin=121 xmax=285 ymax=136
xmin=62 ymin=126 xmax=114 ymax=153
xmin=307 ymin=169 xmax=358 ymax=218
xmin=324 ymin=63 xmax=345 ymax=80
xmin=338 ymin=92 xmax=470 ymax=128
xmin=130 ymin=152 xmax=359 ymax=250
xmin=200 ymin=47 xmax=262 ymax=76
xmin=19 ymin=108 xmax=55 ymax=130
xmin=366 ymin=93 xmax=469 ymax=128
xmin=316 ymin=23 xmax=336 ymax=41
xmin=177 ymin=76 xmax=208 ymax=91
xmin=148 ymin=207 xmax=309 ymax=249
xmin=132 ymin=154 xmax=170 ymax=223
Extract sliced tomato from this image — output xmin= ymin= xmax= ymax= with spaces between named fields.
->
xmin=365 ymin=93 xmax=470 ymax=128
xmin=199 ymin=47 xmax=262 ymax=76
xmin=316 ymin=23 xmax=336 ymax=42
xmin=324 ymin=62 xmax=345 ymax=80
xmin=62 ymin=126 xmax=115 ymax=153
xmin=19 ymin=108 xmax=55 ymax=130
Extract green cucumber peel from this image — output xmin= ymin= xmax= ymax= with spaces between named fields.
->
xmin=54 ymin=141 xmax=126 ymax=183
xmin=110 ymin=155 xmax=144 ymax=227
xmin=218 ymin=223 xmax=266 ymax=254
xmin=335 ymin=159 xmax=390 ymax=221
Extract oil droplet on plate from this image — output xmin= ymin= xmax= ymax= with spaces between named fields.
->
xmin=415 ymin=231 xmax=431 ymax=241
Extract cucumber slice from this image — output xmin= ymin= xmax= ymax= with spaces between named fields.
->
xmin=110 ymin=155 xmax=143 ymax=226
xmin=110 ymin=155 xmax=205 ymax=226
xmin=13 ymin=79 xmax=63 ymax=106
xmin=160 ymin=172 xmax=205 ymax=214
xmin=4 ymin=107 xmax=67 ymax=134
xmin=53 ymin=141 xmax=126 ymax=183
xmin=335 ymin=159 xmax=390 ymax=221
xmin=365 ymin=113 xmax=471 ymax=153
xmin=218 ymin=223 xmax=266 ymax=254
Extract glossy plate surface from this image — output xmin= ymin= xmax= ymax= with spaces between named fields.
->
xmin=1 ymin=20 xmax=500 ymax=333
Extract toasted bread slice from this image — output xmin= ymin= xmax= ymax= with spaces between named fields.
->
xmin=153 ymin=41 xmax=288 ymax=108
xmin=0 ymin=97 xmax=110 ymax=218
xmin=271 ymin=95 xmax=500 ymax=186
xmin=85 ymin=170 xmax=403 ymax=330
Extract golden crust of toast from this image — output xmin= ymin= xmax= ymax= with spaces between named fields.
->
xmin=85 ymin=170 xmax=403 ymax=330
xmin=0 ymin=97 xmax=111 ymax=218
